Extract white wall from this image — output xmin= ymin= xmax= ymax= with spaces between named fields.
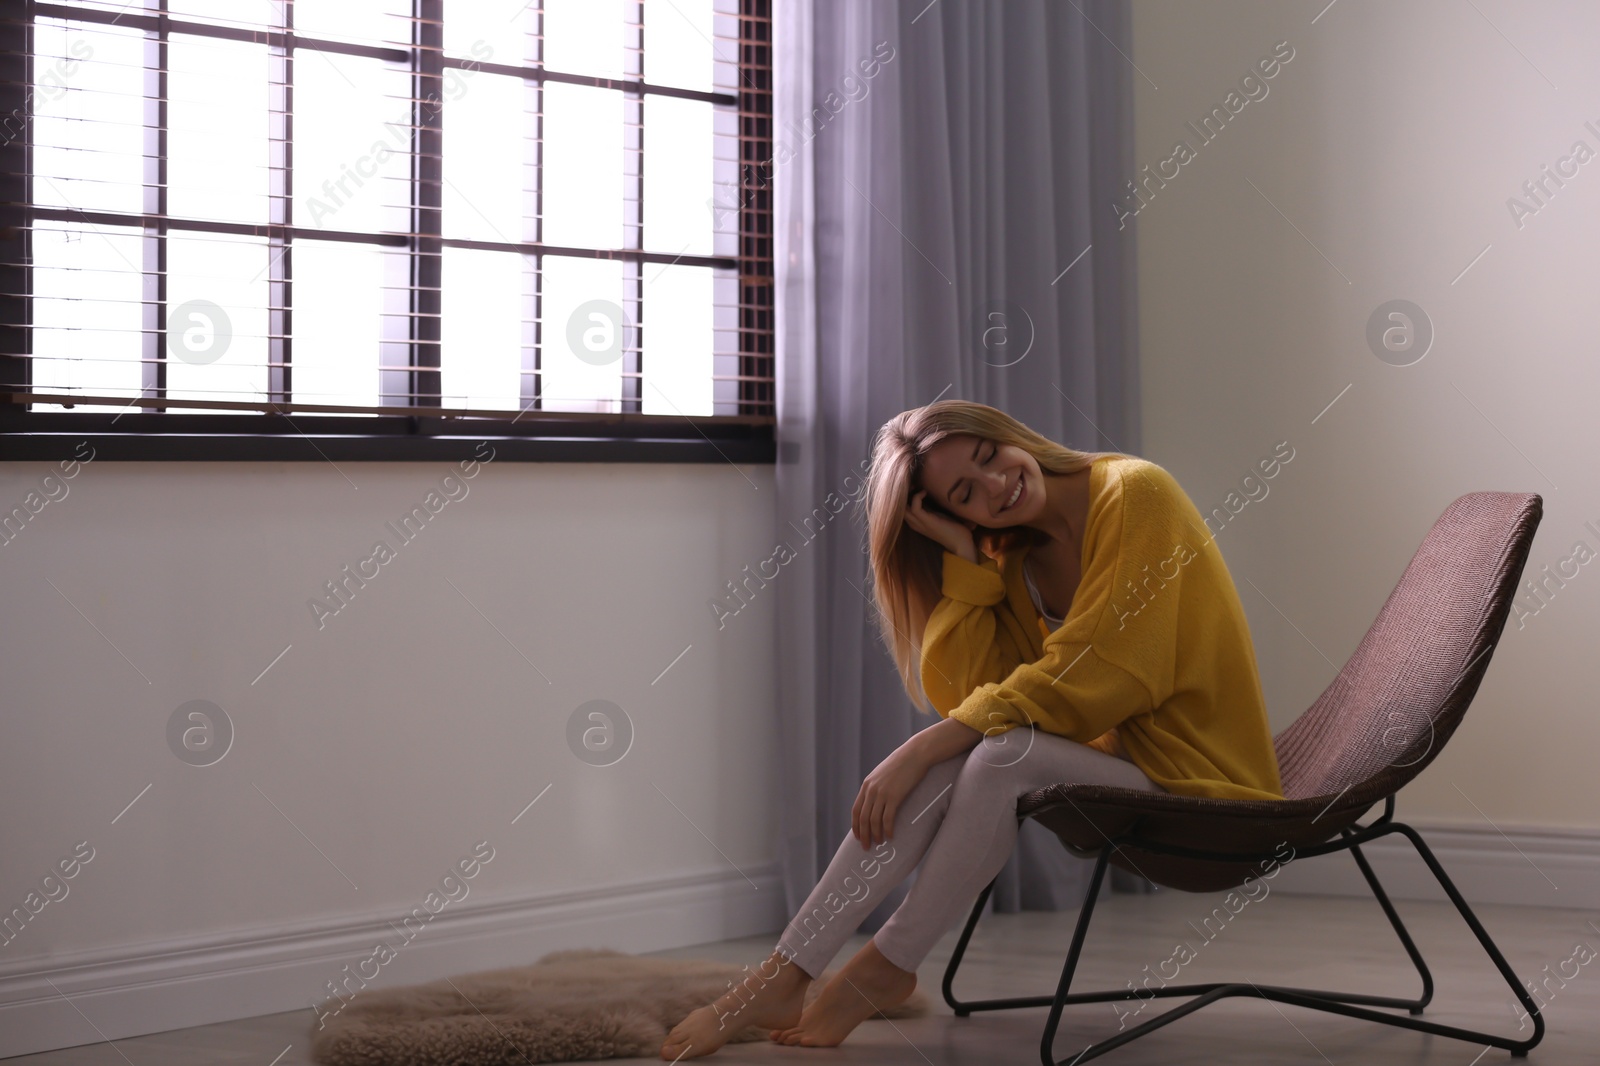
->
xmin=1130 ymin=0 xmax=1600 ymax=836
xmin=0 ymin=456 xmax=785 ymax=1054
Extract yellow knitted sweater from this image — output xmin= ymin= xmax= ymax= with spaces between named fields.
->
xmin=920 ymin=455 xmax=1284 ymax=801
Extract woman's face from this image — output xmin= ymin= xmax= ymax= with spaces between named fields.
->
xmin=917 ymin=434 xmax=1044 ymax=528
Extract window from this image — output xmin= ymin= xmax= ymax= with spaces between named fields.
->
xmin=0 ymin=0 xmax=774 ymax=461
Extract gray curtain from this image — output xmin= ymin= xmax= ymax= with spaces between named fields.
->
xmin=772 ymin=0 xmax=1144 ymax=935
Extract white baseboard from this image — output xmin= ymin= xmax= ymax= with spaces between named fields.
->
xmin=0 ymin=862 xmax=787 ymax=1059
xmin=1265 ymin=819 xmax=1600 ymax=910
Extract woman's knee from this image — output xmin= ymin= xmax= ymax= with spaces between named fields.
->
xmin=953 ymin=729 xmax=1093 ymax=799
xmin=963 ymin=727 xmax=1159 ymax=794
xmin=959 ymin=729 xmax=1039 ymax=780
xmin=934 ymin=746 xmax=1032 ymax=817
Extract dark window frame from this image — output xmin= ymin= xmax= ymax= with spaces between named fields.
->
xmin=0 ymin=0 xmax=775 ymax=463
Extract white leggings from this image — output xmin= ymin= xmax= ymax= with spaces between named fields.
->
xmin=775 ymin=728 xmax=1164 ymax=978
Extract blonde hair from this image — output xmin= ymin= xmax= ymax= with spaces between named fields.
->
xmin=862 ymin=400 xmax=1117 ymax=713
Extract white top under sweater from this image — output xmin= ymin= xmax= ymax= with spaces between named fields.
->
xmin=1022 ymin=558 xmax=1066 ymax=630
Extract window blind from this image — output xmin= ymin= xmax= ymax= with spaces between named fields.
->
xmin=0 ymin=0 xmax=775 ymax=429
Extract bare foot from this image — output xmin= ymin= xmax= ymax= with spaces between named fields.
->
xmin=770 ymin=938 xmax=916 ymax=1048
xmin=660 ymin=949 xmax=812 ymax=1060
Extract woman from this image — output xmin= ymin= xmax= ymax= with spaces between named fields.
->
xmin=661 ymin=400 xmax=1283 ymax=1060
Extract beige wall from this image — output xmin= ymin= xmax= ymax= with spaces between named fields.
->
xmin=0 ymin=458 xmax=781 ymax=980
xmin=1130 ymin=0 xmax=1600 ymax=828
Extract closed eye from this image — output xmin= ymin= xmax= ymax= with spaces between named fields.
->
xmin=961 ymin=444 xmax=997 ymax=504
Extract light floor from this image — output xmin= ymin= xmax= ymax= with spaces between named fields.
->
xmin=4 ymin=891 xmax=1594 ymax=1065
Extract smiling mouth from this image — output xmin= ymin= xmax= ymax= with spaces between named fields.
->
xmin=1001 ymin=471 xmax=1024 ymax=513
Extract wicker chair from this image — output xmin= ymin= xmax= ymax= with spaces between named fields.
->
xmin=941 ymin=491 xmax=1545 ymax=1065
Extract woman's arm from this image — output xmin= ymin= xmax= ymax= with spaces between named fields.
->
xmin=920 ymin=551 xmax=1032 ymax=714
xmin=854 ymin=717 xmax=988 ymax=848
xmin=908 ymin=715 xmax=987 ymax=765
xmin=902 ymin=493 xmax=1033 ymax=713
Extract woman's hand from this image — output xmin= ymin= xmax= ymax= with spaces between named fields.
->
xmin=904 ymin=490 xmax=979 ymax=563
xmin=852 ymin=741 xmax=932 ymax=849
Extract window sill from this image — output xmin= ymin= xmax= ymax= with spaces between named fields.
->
xmin=0 ymin=413 xmax=776 ymax=464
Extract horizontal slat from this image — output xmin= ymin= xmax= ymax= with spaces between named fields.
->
xmin=3 ymin=72 xmax=739 ymax=107
xmin=14 ymin=212 xmax=743 ymax=269
xmin=2 ymin=390 xmax=776 ymax=423
xmin=458 ymin=58 xmax=738 ymax=105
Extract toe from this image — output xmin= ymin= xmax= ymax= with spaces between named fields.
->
xmin=660 ymin=1028 xmax=693 ymax=1060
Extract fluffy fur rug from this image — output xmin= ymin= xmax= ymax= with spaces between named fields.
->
xmin=309 ymin=948 xmax=931 ymax=1064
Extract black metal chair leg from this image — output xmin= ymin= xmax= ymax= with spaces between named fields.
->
xmin=943 ymin=813 xmax=1078 ymax=1018
xmin=941 ymin=873 xmax=1001 ymax=1016
xmin=1392 ymin=821 xmax=1545 ymax=1055
xmin=1039 ymin=845 xmax=1113 ymax=1066
xmin=1344 ymin=832 xmax=1434 ymax=1013
xmin=941 ymin=821 xmax=1545 ymax=1062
